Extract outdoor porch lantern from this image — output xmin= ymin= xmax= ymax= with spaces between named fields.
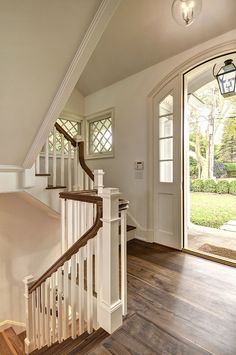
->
xmin=213 ymin=59 xmax=236 ymax=98
xmin=171 ymin=0 xmax=202 ymax=27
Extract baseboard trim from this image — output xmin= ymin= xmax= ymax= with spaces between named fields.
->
xmin=0 ymin=320 xmax=25 ymax=334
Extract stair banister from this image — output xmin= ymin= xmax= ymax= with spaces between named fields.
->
xmin=99 ymin=188 xmax=123 ymax=333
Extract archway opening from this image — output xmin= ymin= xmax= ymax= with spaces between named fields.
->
xmin=184 ymin=53 xmax=236 ymax=263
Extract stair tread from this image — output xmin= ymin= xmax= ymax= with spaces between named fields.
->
xmin=32 ymin=331 xmax=89 ymax=355
xmin=4 ymin=327 xmax=25 ymax=355
xmin=68 ymin=328 xmax=109 ymax=355
xmin=46 ymin=185 xmax=67 ymax=190
xmin=17 ymin=331 xmax=26 ymax=350
xmin=0 ymin=332 xmax=12 ymax=355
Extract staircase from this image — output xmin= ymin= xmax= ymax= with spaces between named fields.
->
xmin=0 ymin=122 xmax=136 ymax=354
xmin=0 ymin=327 xmax=109 ymax=354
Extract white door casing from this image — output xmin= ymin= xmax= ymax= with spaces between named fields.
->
xmin=153 ymin=75 xmax=183 ymax=249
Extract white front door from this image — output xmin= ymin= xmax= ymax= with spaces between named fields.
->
xmin=154 ymin=75 xmax=182 ymax=249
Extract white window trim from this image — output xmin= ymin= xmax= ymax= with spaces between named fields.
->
xmin=85 ymin=108 xmax=115 ymax=160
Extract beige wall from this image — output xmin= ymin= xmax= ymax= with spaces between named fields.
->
xmin=64 ymin=88 xmax=84 ymax=117
xmin=84 ymin=29 xmax=236 ymax=239
xmin=0 ymin=192 xmax=60 ymax=323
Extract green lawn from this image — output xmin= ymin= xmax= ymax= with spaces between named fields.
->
xmin=190 ymin=192 xmax=236 ymax=229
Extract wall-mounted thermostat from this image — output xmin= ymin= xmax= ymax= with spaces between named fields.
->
xmin=135 ymin=161 xmax=144 ymax=170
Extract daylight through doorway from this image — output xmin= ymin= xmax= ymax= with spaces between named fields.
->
xmin=184 ymin=53 xmax=236 ymax=264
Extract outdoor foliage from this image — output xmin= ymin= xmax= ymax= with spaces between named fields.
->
xmin=202 ymin=179 xmax=216 ymax=193
xmin=216 ymin=180 xmax=229 ymax=194
xmin=213 ymin=162 xmax=226 ymax=178
xmin=190 ymin=178 xmax=236 ymax=195
xmin=190 ymin=179 xmax=204 ymax=192
xmin=190 ymin=192 xmax=236 ymax=229
xmin=225 ymin=163 xmax=236 ymax=178
xmin=219 ymin=118 xmax=236 ymax=163
xmin=189 ymin=157 xmax=198 ymax=177
xmin=229 ymin=181 xmax=236 ymax=195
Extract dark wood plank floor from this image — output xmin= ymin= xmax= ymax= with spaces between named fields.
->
xmin=93 ymin=239 xmax=236 ymax=355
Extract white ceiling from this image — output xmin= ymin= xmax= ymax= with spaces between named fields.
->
xmin=77 ymin=0 xmax=236 ymax=96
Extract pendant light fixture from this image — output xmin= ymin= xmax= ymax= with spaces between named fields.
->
xmin=172 ymin=0 xmax=202 ymax=27
xmin=213 ymin=59 xmax=236 ymax=98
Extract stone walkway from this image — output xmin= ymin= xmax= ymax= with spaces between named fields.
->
xmin=220 ymin=219 xmax=236 ymax=232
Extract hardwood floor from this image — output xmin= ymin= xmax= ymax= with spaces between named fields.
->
xmin=94 ymin=239 xmax=236 ymax=355
xmin=2 ymin=239 xmax=236 ymax=354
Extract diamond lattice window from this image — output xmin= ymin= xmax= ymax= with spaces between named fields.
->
xmin=48 ymin=118 xmax=81 ymax=154
xmin=89 ymin=116 xmax=113 ymax=156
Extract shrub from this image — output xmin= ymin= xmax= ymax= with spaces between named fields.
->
xmin=190 ymin=179 xmax=204 ymax=192
xmin=216 ymin=180 xmax=229 ymax=194
xmin=213 ymin=162 xmax=226 ymax=178
xmin=229 ymin=181 xmax=236 ymax=195
xmin=225 ymin=163 xmax=236 ymax=178
xmin=203 ymin=179 xmax=216 ymax=193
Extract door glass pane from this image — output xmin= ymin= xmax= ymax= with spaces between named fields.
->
xmin=159 ymin=94 xmax=173 ymax=116
xmin=159 ymin=115 xmax=173 ymax=137
xmin=160 ymin=138 xmax=173 ymax=160
xmin=160 ymin=161 xmax=173 ymax=183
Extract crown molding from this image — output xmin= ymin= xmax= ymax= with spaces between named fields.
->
xmin=23 ymin=0 xmax=121 ymax=169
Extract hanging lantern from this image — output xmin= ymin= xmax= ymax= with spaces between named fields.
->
xmin=213 ymin=59 xmax=236 ymax=98
xmin=172 ymin=0 xmax=202 ymax=27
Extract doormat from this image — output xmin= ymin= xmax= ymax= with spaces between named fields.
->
xmin=199 ymin=243 xmax=236 ymax=260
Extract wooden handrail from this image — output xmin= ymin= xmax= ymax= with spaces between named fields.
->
xmin=55 ymin=122 xmax=76 ymax=147
xmin=54 ymin=122 xmax=94 ymax=181
xmin=29 ymin=199 xmax=102 ymax=294
xmin=78 ymin=141 xmax=94 ymax=181
xmin=59 ymin=190 xmax=101 ymax=202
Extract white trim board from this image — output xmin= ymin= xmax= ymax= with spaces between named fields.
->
xmin=23 ymin=0 xmax=121 ymax=169
xmin=0 ymin=320 xmax=25 ymax=334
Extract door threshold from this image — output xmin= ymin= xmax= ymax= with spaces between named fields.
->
xmin=183 ymin=248 xmax=236 ymax=268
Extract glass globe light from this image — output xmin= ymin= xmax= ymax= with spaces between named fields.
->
xmin=172 ymin=0 xmax=202 ymax=27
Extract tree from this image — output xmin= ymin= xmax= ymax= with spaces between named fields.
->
xmin=219 ymin=118 xmax=236 ymax=162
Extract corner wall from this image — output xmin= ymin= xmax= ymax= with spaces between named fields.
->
xmin=0 ymin=192 xmax=60 ymax=323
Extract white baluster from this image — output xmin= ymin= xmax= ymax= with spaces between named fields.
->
xmin=99 ymin=188 xmax=122 ymax=333
xmin=78 ymin=248 xmax=84 ymax=335
xmin=45 ymin=278 xmax=51 ymax=346
xmin=81 ymin=202 xmax=86 ymax=235
xmin=63 ymin=261 xmax=69 ymax=339
xmin=87 ymin=239 xmax=93 ymax=334
xmin=32 ymin=291 xmax=36 ymax=349
xmin=61 ymin=198 xmax=66 ymax=253
xmin=67 ymin=200 xmax=73 ymax=248
xmin=51 ymin=273 xmax=56 ymax=343
xmin=53 ymin=127 xmax=57 ymax=187
xmin=73 ymin=144 xmax=78 ymax=191
xmin=96 ymin=229 xmax=103 ymax=328
xmin=120 ymin=209 xmax=128 ymax=316
xmin=23 ymin=276 xmax=34 ymax=354
xmin=85 ymin=174 xmax=89 ymax=190
xmin=36 ymin=287 xmax=41 ymax=348
xmin=57 ymin=267 xmax=63 ymax=343
xmin=94 ymin=169 xmax=104 ymax=196
xmin=40 ymin=282 xmax=46 ymax=347
xmin=68 ymin=141 xmax=72 ymax=191
xmin=71 ymin=254 xmax=77 ymax=339
xmin=61 ymin=134 xmax=65 ymax=186
xmin=73 ymin=200 xmax=77 ymax=243
xmin=77 ymin=201 xmax=81 ymax=240
xmin=35 ymin=155 xmax=40 ymax=175
xmin=45 ymin=141 xmax=49 ymax=175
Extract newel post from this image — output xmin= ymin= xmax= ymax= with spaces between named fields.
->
xmin=94 ymin=169 xmax=104 ymax=195
xmin=99 ymin=188 xmax=123 ymax=333
xmin=23 ymin=275 xmax=34 ymax=354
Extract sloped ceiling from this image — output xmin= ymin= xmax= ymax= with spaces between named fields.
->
xmin=78 ymin=0 xmax=236 ymax=95
xmin=0 ymin=0 xmax=101 ymax=166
